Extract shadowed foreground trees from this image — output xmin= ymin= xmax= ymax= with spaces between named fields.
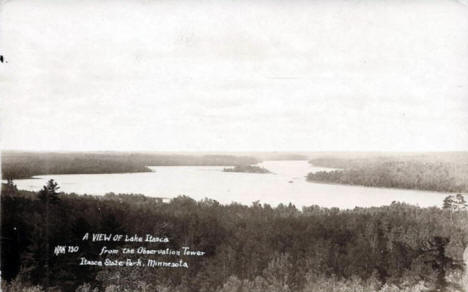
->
xmin=1 ymin=181 xmax=468 ymax=292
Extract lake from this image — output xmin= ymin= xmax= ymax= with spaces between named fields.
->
xmin=9 ymin=160 xmax=447 ymax=209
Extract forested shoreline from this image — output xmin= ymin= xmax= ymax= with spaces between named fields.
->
xmin=223 ymin=165 xmax=271 ymax=174
xmin=1 ymin=152 xmax=258 ymax=180
xmin=307 ymin=156 xmax=468 ymax=193
xmin=2 ymin=180 xmax=468 ymax=292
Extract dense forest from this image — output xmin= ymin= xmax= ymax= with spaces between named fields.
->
xmin=223 ymin=165 xmax=271 ymax=174
xmin=2 ymin=180 xmax=468 ymax=292
xmin=307 ymin=155 xmax=468 ymax=193
xmin=1 ymin=152 xmax=258 ymax=179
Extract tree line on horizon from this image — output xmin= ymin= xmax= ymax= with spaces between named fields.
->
xmin=307 ymin=157 xmax=468 ymax=193
xmin=1 ymin=152 xmax=258 ymax=180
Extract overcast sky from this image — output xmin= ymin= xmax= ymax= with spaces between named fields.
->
xmin=1 ymin=0 xmax=467 ymax=152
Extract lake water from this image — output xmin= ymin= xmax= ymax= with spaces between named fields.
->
xmin=9 ymin=160 xmax=447 ymax=209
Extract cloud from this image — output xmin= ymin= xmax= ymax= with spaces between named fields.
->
xmin=1 ymin=0 xmax=468 ymax=151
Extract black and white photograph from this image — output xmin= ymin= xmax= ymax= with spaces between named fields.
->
xmin=1 ymin=0 xmax=468 ymax=291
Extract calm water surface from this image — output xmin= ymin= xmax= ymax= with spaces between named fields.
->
xmin=9 ymin=160 xmax=447 ymax=209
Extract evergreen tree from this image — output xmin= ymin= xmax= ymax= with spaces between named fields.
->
xmin=454 ymin=194 xmax=468 ymax=211
xmin=38 ymin=179 xmax=60 ymax=203
xmin=4 ymin=178 xmax=18 ymax=195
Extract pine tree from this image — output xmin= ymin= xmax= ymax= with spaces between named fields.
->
xmin=38 ymin=179 xmax=60 ymax=203
xmin=443 ymin=195 xmax=455 ymax=210
xmin=36 ymin=179 xmax=60 ymax=289
xmin=454 ymin=194 xmax=468 ymax=211
xmin=4 ymin=178 xmax=18 ymax=195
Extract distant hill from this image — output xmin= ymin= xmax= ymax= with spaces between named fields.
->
xmin=1 ymin=151 xmax=259 ymax=179
xmin=307 ymin=153 xmax=468 ymax=193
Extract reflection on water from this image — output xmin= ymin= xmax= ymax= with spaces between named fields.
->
xmin=8 ymin=160 xmax=447 ymax=209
